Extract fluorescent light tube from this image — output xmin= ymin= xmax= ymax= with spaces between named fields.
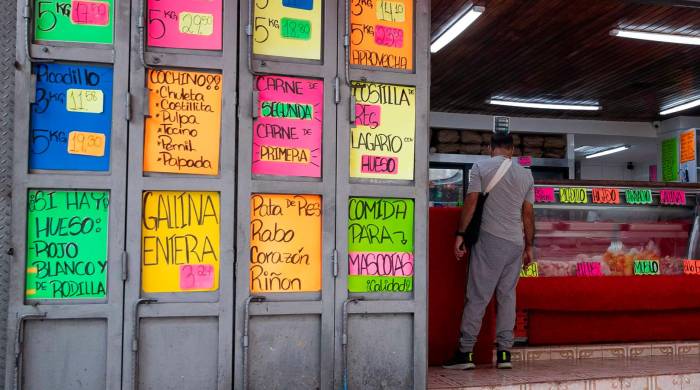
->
xmin=585 ymin=145 xmax=630 ymax=159
xmin=660 ymin=98 xmax=700 ymax=116
xmin=489 ymin=99 xmax=601 ymax=111
xmin=611 ymin=29 xmax=700 ymax=46
xmin=430 ymin=6 xmax=484 ymax=53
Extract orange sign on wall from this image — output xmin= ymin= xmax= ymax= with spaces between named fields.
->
xmin=680 ymin=129 xmax=696 ymax=163
xmin=350 ymin=0 xmax=413 ymax=71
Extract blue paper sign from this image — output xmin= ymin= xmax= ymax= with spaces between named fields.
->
xmin=282 ymin=0 xmax=313 ymax=10
xmin=30 ymin=63 xmax=113 ymax=171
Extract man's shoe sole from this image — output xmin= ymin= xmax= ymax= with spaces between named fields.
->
xmin=442 ymin=363 xmax=476 ymax=370
xmin=497 ymin=362 xmax=512 ymax=369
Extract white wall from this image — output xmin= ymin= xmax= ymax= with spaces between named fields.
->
xmin=579 ymin=162 xmax=651 ymax=181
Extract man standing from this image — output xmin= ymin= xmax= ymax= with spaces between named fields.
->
xmin=443 ymin=132 xmax=535 ymax=370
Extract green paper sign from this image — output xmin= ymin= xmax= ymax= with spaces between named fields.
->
xmin=661 ymin=137 xmax=679 ymax=182
xmin=26 ymin=190 xmax=109 ymax=299
xmin=520 ymin=262 xmax=538 ymax=278
xmin=634 ymin=260 xmax=660 ymax=276
xmin=625 ymin=189 xmax=652 ymax=205
xmin=34 ymin=0 xmax=114 ymax=44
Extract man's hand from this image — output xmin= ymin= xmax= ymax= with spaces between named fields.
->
xmin=523 ymin=244 xmax=534 ymax=267
xmin=454 ymin=236 xmax=467 ymax=260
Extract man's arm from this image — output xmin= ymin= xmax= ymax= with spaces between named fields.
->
xmin=522 ymin=200 xmax=535 ymax=265
xmin=454 ymin=192 xmax=479 ymax=260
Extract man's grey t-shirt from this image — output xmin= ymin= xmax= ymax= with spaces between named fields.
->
xmin=467 ymin=156 xmax=535 ymax=246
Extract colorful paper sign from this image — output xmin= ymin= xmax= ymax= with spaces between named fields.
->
xmin=253 ymin=0 xmax=321 ymax=60
xmin=67 ymin=131 xmax=106 ymax=157
xmin=350 ymin=0 xmax=413 ymax=70
xmin=348 ymin=197 xmax=414 ymax=292
xmin=34 ymin=0 xmax=113 ymax=44
xmin=559 ymin=187 xmax=588 ymax=204
xmin=30 ymin=63 xmax=112 ymax=171
xmin=625 ymin=189 xmax=653 ymax=205
xmin=661 ymin=137 xmax=679 ymax=182
xmin=591 ymin=188 xmax=620 ymax=204
xmin=147 ymin=0 xmax=222 ymax=50
xmin=576 ymin=262 xmax=602 ymax=276
xmin=680 ymin=129 xmax=696 ymax=163
xmin=253 ymin=75 xmax=323 ymax=177
xmin=143 ymin=69 xmax=222 ymax=175
xmin=634 ymin=260 xmax=660 ymax=276
xmin=249 ymin=194 xmax=322 ymax=293
xmin=25 ymin=190 xmax=109 ymax=299
xmin=350 ymin=81 xmax=415 ymax=179
xmin=649 ymin=165 xmax=658 ymax=182
xmin=683 ymin=260 xmax=700 ymax=275
xmin=141 ymin=191 xmax=220 ymax=293
xmin=660 ymin=190 xmax=686 ymax=206
xmin=534 ymin=187 xmax=555 ymax=203
xmin=518 ymin=156 xmax=532 ymax=167
xmin=520 ymin=262 xmax=538 ymax=278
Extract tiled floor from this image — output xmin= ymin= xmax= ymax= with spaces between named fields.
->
xmin=428 ymin=355 xmax=700 ymax=389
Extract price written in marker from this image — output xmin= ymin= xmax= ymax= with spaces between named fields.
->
xmin=67 ymin=131 xmax=106 ymax=157
xmin=576 ymin=262 xmax=602 ymax=276
xmin=634 ymin=260 xmax=660 ymax=276
xmin=178 ymin=12 xmax=214 ymax=36
xmin=683 ymin=260 xmax=700 ymax=275
xmin=559 ymin=187 xmax=588 ymax=204
xmin=591 ymin=188 xmax=620 ymax=204
xmin=70 ymin=0 xmax=110 ymax=25
xmin=625 ymin=189 xmax=653 ymax=205
xmin=659 ymin=190 xmax=686 ymax=206
xmin=534 ymin=187 xmax=555 ymax=203
xmin=66 ymin=88 xmax=104 ymax=113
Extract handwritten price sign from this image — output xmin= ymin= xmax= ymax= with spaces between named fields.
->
xmin=253 ymin=0 xmax=321 ymax=60
xmin=591 ymin=188 xmax=620 ymax=204
xmin=660 ymin=190 xmax=686 ymax=206
xmin=534 ymin=187 xmax=555 ymax=203
xmin=350 ymin=0 xmax=413 ymax=70
xmin=147 ymin=0 xmax=222 ymax=50
xmin=34 ymin=0 xmax=113 ymax=44
xmin=559 ymin=187 xmax=588 ymax=204
xmin=625 ymin=189 xmax=653 ymax=205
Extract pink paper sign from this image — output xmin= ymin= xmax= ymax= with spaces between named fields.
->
xmin=518 ymin=156 xmax=532 ymax=167
xmin=355 ymin=104 xmax=381 ymax=128
xmin=147 ymin=0 xmax=222 ymax=50
xmin=253 ymin=75 xmax=323 ymax=177
xmin=179 ymin=264 xmax=215 ymax=290
xmin=535 ymin=187 xmax=555 ymax=203
xmin=361 ymin=155 xmax=398 ymax=174
xmin=660 ymin=190 xmax=686 ymax=206
xmin=71 ymin=0 xmax=110 ymax=25
xmin=348 ymin=252 xmax=414 ymax=276
xmin=374 ymin=25 xmax=404 ymax=48
xmin=576 ymin=262 xmax=602 ymax=276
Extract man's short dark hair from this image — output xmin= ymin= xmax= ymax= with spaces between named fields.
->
xmin=490 ymin=132 xmax=514 ymax=149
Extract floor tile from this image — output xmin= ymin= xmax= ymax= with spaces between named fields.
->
xmin=576 ymin=346 xmax=602 ymax=360
xmin=653 ymin=374 xmax=683 ymax=390
xmin=628 ymin=345 xmax=652 ymax=359
xmin=676 ymin=343 xmax=700 ymax=356
xmin=600 ymin=346 xmax=626 ymax=359
xmin=681 ymin=373 xmax=700 ymax=390
xmin=620 ymin=376 xmax=651 ymax=389
xmin=652 ymin=344 xmax=676 ymax=357
xmin=549 ymin=348 xmax=576 ymax=360
xmin=588 ymin=378 xmax=622 ymax=390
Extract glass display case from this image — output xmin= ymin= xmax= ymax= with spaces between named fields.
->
xmin=429 ymin=167 xmax=464 ymax=207
xmin=533 ymin=182 xmax=700 ymax=278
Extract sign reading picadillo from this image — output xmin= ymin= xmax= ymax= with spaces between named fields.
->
xmin=26 ymin=190 xmax=109 ymax=299
xmin=348 ymin=197 xmax=414 ymax=293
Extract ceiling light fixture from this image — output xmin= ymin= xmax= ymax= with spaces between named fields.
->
xmin=585 ymin=145 xmax=630 ymax=159
xmin=489 ymin=99 xmax=601 ymax=111
xmin=430 ymin=4 xmax=485 ymax=53
xmin=660 ymin=98 xmax=700 ymax=116
xmin=610 ymin=29 xmax=700 ymax=46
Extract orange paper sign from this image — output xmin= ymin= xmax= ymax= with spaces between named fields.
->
xmin=249 ymin=194 xmax=322 ymax=293
xmin=67 ymin=131 xmax=106 ymax=156
xmin=680 ymin=129 xmax=696 ymax=163
xmin=144 ymin=69 xmax=222 ymax=175
xmin=350 ymin=0 xmax=413 ymax=71
xmin=591 ymin=188 xmax=620 ymax=204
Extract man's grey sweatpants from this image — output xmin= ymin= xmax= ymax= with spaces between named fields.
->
xmin=459 ymin=231 xmax=524 ymax=353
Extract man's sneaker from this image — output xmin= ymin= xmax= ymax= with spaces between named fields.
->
xmin=497 ymin=350 xmax=512 ymax=369
xmin=442 ymin=351 xmax=475 ymax=370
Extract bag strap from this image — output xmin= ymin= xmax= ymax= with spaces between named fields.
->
xmin=484 ymin=158 xmax=512 ymax=194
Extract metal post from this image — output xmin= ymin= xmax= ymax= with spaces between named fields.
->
xmin=341 ymin=297 xmax=362 ymax=390
xmin=242 ymin=296 xmax=265 ymax=390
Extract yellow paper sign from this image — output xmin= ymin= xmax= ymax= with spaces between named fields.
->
xmin=178 ymin=12 xmax=214 ymax=36
xmin=350 ymin=81 xmax=415 ymax=180
xmin=141 ymin=191 xmax=220 ymax=293
xmin=144 ymin=69 xmax=222 ymax=175
xmin=250 ymin=194 xmax=322 ymax=293
xmin=681 ymin=129 xmax=696 ymax=163
xmin=67 ymin=131 xmax=106 ymax=156
xmin=252 ymin=0 xmax=321 ymax=60
xmin=350 ymin=0 xmax=413 ymax=70
xmin=66 ymin=88 xmax=104 ymax=113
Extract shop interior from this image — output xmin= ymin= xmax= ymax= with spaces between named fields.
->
xmin=427 ymin=0 xmax=700 ymax=386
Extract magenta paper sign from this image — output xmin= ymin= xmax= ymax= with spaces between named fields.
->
xmin=518 ymin=156 xmax=532 ymax=167
xmin=147 ymin=0 xmax=222 ymax=50
xmin=179 ymin=264 xmax=215 ymax=290
xmin=253 ymin=75 xmax=323 ymax=177
xmin=71 ymin=0 xmax=110 ymax=25
xmin=576 ymin=262 xmax=602 ymax=276
xmin=348 ymin=252 xmax=414 ymax=276
xmin=535 ymin=187 xmax=555 ymax=203
xmin=660 ymin=190 xmax=686 ymax=206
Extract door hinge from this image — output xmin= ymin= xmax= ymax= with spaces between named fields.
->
xmin=29 ymin=74 xmax=37 ymax=104
xmin=333 ymin=76 xmax=340 ymax=105
xmin=252 ymin=90 xmax=259 ymax=118
xmin=125 ymin=93 xmax=131 ymax=121
xmin=143 ymin=87 xmax=151 ymax=117
xmin=332 ymin=249 xmax=338 ymax=278
xmin=349 ymin=95 xmax=357 ymax=127
xmin=121 ymin=251 xmax=128 ymax=281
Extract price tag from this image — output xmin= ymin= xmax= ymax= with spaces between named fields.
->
xmin=634 ymin=260 xmax=660 ymax=276
xmin=280 ymin=17 xmax=312 ymax=40
xmin=660 ymin=190 xmax=686 ymax=206
xmin=178 ymin=12 xmax=214 ymax=36
xmin=591 ymin=188 xmax=620 ymax=204
xmin=625 ymin=189 xmax=653 ymax=205
xmin=179 ymin=264 xmax=215 ymax=290
xmin=70 ymin=0 xmax=110 ymax=26
xmin=683 ymin=260 xmax=700 ymax=275
xmin=520 ymin=262 xmax=538 ymax=278
xmin=576 ymin=262 xmax=602 ymax=276
xmin=67 ymin=131 xmax=106 ymax=157
xmin=559 ymin=187 xmax=588 ymax=204
xmin=66 ymin=89 xmax=104 ymax=114
xmin=518 ymin=156 xmax=532 ymax=167
xmin=535 ymin=187 xmax=555 ymax=203
xmin=376 ymin=0 xmax=405 ymax=22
